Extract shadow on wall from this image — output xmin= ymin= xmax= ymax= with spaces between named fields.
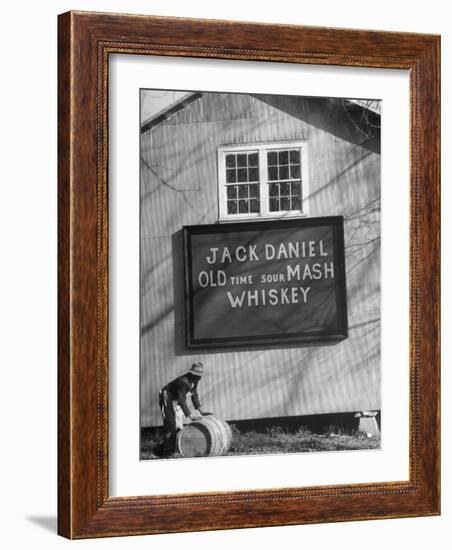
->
xmin=171 ymin=229 xmax=341 ymax=357
xmin=172 ymin=229 xmax=195 ymax=356
xmin=252 ymin=94 xmax=381 ymax=155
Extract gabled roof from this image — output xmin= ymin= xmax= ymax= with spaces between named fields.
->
xmin=141 ymin=92 xmax=202 ymax=133
xmin=140 ymin=92 xmax=381 ymax=149
xmin=348 ymin=99 xmax=381 ymax=114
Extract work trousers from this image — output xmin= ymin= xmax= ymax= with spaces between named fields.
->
xmin=158 ymin=389 xmax=184 ymax=454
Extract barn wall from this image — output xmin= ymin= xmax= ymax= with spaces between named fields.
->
xmin=140 ymin=93 xmax=380 ymax=427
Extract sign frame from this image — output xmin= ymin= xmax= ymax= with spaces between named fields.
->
xmin=183 ymin=216 xmax=348 ymax=348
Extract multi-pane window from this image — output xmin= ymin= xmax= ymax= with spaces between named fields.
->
xmin=218 ymin=142 xmax=308 ymax=220
xmin=225 ymin=152 xmax=260 ymax=215
xmin=267 ymin=149 xmax=302 ymax=212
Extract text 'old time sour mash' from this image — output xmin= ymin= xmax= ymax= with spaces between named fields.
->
xmin=197 ymin=240 xmax=335 ymax=309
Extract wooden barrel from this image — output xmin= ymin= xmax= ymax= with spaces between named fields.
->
xmin=177 ymin=416 xmax=233 ymax=458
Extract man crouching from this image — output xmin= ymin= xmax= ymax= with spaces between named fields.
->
xmin=157 ymin=362 xmax=205 ymax=456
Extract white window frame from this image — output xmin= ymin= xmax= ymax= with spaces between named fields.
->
xmin=217 ymin=140 xmax=309 ymax=222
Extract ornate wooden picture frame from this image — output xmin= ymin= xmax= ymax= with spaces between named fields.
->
xmin=58 ymin=11 xmax=440 ymax=539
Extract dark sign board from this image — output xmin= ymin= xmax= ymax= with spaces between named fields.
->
xmin=183 ymin=217 xmax=348 ymax=348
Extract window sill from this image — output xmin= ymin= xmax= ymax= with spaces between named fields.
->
xmin=217 ymin=212 xmax=310 ymax=223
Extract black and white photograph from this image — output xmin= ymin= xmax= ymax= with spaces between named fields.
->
xmin=140 ymin=89 xmax=381 ymax=460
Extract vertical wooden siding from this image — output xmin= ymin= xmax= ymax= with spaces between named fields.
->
xmin=140 ymin=93 xmax=380 ymax=427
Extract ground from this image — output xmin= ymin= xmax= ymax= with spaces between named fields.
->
xmin=140 ymin=424 xmax=380 ymax=460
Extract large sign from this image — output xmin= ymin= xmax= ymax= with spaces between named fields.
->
xmin=183 ymin=217 xmax=348 ymax=348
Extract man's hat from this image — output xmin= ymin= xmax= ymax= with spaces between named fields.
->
xmin=188 ymin=362 xmax=204 ymax=377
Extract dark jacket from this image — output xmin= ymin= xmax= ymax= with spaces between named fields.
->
xmin=162 ymin=374 xmax=201 ymax=417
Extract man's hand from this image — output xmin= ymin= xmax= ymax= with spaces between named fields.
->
xmin=190 ymin=410 xmax=202 ymax=420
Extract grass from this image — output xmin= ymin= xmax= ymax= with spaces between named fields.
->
xmin=228 ymin=424 xmax=379 ymax=455
xmin=140 ymin=424 xmax=380 ymax=460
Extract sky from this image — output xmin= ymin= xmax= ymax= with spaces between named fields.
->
xmin=140 ymin=90 xmax=188 ymax=123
